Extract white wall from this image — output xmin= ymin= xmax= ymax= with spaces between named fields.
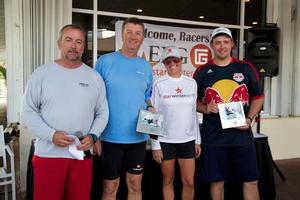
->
xmin=261 ymin=117 xmax=300 ymax=159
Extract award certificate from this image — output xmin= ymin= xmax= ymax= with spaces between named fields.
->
xmin=136 ymin=110 xmax=164 ymax=136
xmin=218 ymin=101 xmax=246 ymax=129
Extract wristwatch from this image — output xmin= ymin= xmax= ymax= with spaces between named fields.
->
xmin=88 ymin=133 xmax=98 ymax=143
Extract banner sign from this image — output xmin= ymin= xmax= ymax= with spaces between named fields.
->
xmin=115 ymin=21 xmax=214 ymax=78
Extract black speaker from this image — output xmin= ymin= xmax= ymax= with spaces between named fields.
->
xmin=245 ymin=26 xmax=279 ymax=77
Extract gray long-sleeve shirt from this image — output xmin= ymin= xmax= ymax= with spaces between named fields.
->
xmin=22 ymin=62 xmax=109 ymax=158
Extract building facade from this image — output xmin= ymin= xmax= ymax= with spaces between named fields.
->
xmin=2 ymin=0 xmax=300 ymax=192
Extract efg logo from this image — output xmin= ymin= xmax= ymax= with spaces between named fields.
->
xmin=190 ymin=44 xmax=212 ymax=68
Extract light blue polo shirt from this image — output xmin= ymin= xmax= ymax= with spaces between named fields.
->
xmin=95 ymin=51 xmax=153 ymax=143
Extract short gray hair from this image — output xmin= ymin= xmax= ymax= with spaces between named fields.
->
xmin=58 ymin=24 xmax=86 ymax=42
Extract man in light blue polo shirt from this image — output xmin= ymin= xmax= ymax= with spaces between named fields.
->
xmin=95 ymin=17 xmax=153 ymax=200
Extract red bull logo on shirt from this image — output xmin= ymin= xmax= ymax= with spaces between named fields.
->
xmin=204 ymin=79 xmax=249 ymax=106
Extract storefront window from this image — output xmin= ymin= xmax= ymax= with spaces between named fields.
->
xmin=97 ymin=15 xmax=118 ymax=57
xmin=98 ymin=0 xmax=240 ymax=25
xmin=72 ymin=0 xmax=265 ymax=65
xmin=94 ymin=16 xmax=241 ymax=59
xmin=72 ymin=13 xmax=93 ymax=66
xmin=245 ymin=0 xmax=264 ymax=26
xmin=72 ymin=0 xmax=93 ymax=10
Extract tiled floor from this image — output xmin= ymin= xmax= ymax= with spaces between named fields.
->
xmin=274 ymin=158 xmax=300 ymax=200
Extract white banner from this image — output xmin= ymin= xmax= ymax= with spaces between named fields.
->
xmin=115 ymin=21 xmax=214 ymax=78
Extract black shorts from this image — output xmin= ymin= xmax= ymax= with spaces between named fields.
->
xmin=101 ymin=141 xmax=146 ymax=180
xmin=160 ymin=140 xmax=195 ymax=160
xmin=198 ymin=143 xmax=259 ymax=182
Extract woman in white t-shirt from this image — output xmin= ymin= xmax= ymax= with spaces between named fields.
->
xmin=150 ymin=46 xmax=201 ymax=200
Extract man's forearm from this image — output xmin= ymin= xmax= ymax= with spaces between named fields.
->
xmin=247 ymin=97 xmax=264 ymax=120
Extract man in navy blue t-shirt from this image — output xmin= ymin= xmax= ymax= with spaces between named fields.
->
xmin=193 ymin=27 xmax=264 ymax=200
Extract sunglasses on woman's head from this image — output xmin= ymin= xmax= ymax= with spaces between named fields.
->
xmin=164 ymin=57 xmax=181 ymax=65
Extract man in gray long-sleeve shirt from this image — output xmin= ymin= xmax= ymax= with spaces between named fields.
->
xmin=22 ymin=24 xmax=109 ymax=200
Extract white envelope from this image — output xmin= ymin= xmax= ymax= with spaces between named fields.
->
xmin=68 ymin=135 xmax=84 ymax=160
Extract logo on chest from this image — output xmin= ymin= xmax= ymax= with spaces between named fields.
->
xmin=175 ymin=87 xmax=183 ymax=94
xmin=233 ymin=73 xmax=244 ymax=82
xmin=79 ymin=82 xmax=89 ymax=87
xmin=162 ymin=87 xmax=194 ymax=99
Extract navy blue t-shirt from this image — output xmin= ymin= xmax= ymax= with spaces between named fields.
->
xmin=193 ymin=57 xmax=264 ymax=146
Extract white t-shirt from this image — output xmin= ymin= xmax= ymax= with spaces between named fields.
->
xmin=150 ymin=74 xmax=201 ymax=150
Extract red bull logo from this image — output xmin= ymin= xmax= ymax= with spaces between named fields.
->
xmin=204 ymin=88 xmax=224 ymax=104
xmin=204 ymin=80 xmax=249 ymax=106
xmin=229 ymin=84 xmax=249 ymax=105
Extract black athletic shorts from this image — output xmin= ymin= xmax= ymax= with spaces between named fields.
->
xmin=160 ymin=140 xmax=196 ymax=160
xmin=101 ymin=141 xmax=146 ymax=180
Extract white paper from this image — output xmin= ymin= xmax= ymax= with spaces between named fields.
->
xmin=68 ymin=135 xmax=84 ymax=160
xmin=218 ymin=101 xmax=246 ymax=129
xmin=136 ymin=110 xmax=164 ymax=136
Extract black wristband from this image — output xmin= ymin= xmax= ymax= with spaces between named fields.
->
xmin=146 ymin=105 xmax=153 ymax=110
xmin=149 ymin=134 xmax=158 ymax=140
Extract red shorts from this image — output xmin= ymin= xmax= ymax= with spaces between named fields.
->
xmin=32 ymin=155 xmax=93 ymax=200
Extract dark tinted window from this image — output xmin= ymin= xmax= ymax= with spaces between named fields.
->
xmin=98 ymin=0 xmax=240 ymax=25
xmin=72 ymin=13 xmax=93 ymax=66
xmin=72 ymin=0 xmax=93 ymax=10
xmin=245 ymin=0 xmax=264 ymax=26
